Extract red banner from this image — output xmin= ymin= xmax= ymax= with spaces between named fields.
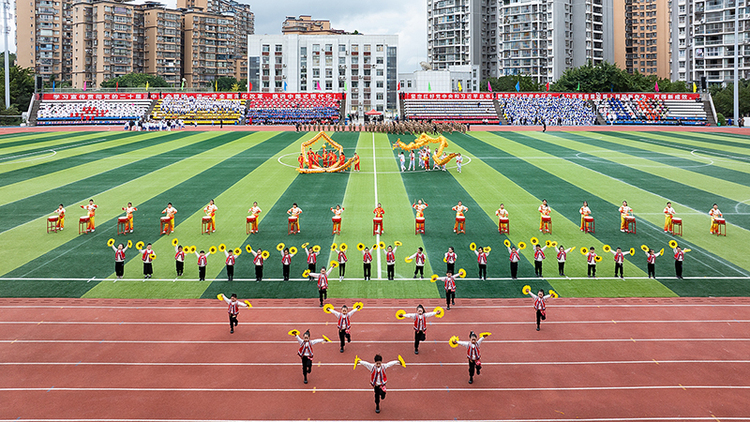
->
xmin=41 ymin=92 xmax=344 ymax=101
xmin=42 ymin=93 xmax=150 ymax=101
xmin=406 ymin=93 xmax=495 ymax=100
xmin=406 ymin=92 xmax=701 ymax=101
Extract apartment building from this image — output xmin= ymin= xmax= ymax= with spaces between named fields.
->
xmin=143 ymin=8 xmax=182 ymax=85
xmin=182 ymin=10 xmax=236 ymax=88
xmin=16 ymin=0 xmax=73 ymax=82
xmin=247 ymin=34 xmax=399 ymax=113
xmin=613 ymin=0 xmax=671 ymax=78
xmin=282 ymin=15 xmax=344 ymax=35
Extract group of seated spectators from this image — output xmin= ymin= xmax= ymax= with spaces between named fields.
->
xmin=403 ymin=99 xmax=499 ymax=125
xmin=498 ymin=97 xmax=596 ymax=126
xmin=595 ymin=97 xmax=708 ymax=125
xmin=152 ymin=98 xmax=246 ymax=125
xmin=36 ymin=100 xmax=149 ymax=124
xmin=246 ymin=97 xmax=341 ymax=125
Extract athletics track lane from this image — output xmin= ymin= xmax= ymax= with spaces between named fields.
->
xmin=0 ymin=297 xmax=748 ymax=421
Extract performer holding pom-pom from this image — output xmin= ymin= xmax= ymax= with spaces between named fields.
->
xmin=355 ymin=354 xmax=406 ymax=414
xmin=525 ymin=286 xmax=557 ymax=331
xmin=309 ymin=266 xmax=331 ymax=307
xmin=324 ymin=302 xmax=363 ymax=352
xmin=451 ymin=331 xmax=490 ymax=384
xmin=291 ymin=329 xmax=330 ymax=384
xmin=219 ymin=293 xmax=251 ymax=334
xmin=112 ymin=242 xmax=128 ymax=279
xmin=399 ymin=304 xmax=442 ymax=354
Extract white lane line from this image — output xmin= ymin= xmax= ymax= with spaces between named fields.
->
xmin=373 ymin=132 xmax=382 ymax=280
xmin=0 ymin=418 xmax=747 ymax=422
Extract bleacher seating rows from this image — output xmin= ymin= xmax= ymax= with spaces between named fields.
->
xmin=498 ymin=97 xmax=596 ymax=126
xmin=151 ymin=98 xmax=246 ymax=125
xmin=245 ymin=97 xmax=341 ymax=125
xmin=595 ymin=98 xmax=708 ymax=125
xmin=36 ymin=100 xmax=151 ymax=125
xmin=403 ymin=99 xmax=499 ymax=124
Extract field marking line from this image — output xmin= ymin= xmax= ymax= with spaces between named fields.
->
xmin=0 ymin=138 xmax=109 ymax=164
xmin=638 ymin=137 xmax=750 ymax=162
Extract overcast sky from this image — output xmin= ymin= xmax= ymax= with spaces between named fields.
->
xmin=6 ymin=0 xmax=427 ymax=72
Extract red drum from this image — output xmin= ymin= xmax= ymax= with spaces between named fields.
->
xmin=118 ymin=216 xmax=128 ymax=223
xmin=288 ymin=216 xmax=298 ymax=222
xmin=671 ymin=217 xmax=682 ymax=224
xmin=584 ymin=216 xmax=594 ymax=222
xmin=247 ymin=215 xmax=256 ymax=222
xmin=48 ymin=216 xmax=59 ymax=222
xmin=456 ymin=216 xmax=465 ymax=221
xmin=332 ymin=217 xmax=342 ymax=222
xmin=542 ymin=216 xmax=551 ymax=222
xmin=202 ymin=216 xmax=211 ymax=222
xmin=715 ymin=218 xmax=726 ymax=224
xmin=161 ymin=216 xmax=171 ymax=222
xmin=498 ymin=218 xmax=509 ymax=223
xmin=416 ymin=218 xmax=425 ymax=223
xmin=373 ymin=217 xmax=383 ymax=222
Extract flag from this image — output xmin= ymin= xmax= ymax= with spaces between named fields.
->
xmin=316 ymin=81 xmax=321 ymax=90
xmin=146 ymin=81 xmax=149 ymax=91
xmin=611 ymin=83 xmax=614 ymax=92
xmin=52 ymin=81 xmax=55 ymax=92
xmin=515 ymin=81 xmax=520 ymax=92
xmin=458 ymin=81 xmax=462 ymax=92
xmin=396 ymin=82 xmax=400 ymax=91
xmin=576 ymin=82 xmax=580 ymax=91
xmin=428 ymin=82 xmax=432 ymax=92
xmin=248 ymin=81 xmax=252 ymax=92
xmin=115 ymin=81 xmax=119 ymax=92
xmin=487 ymin=81 xmax=492 ymax=92
xmin=655 ymin=81 xmax=659 ymax=92
xmin=344 ymin=81 xmax=348 ymax=92
xmin=83 ymin=81 xmax=86 ymax=91
xmin=181 ymin=79 xmax=186 ymax=91
xmin=693 ymin=82 xmax=697 ymax=93
xmin=283 ymin=81 xmax=287 ymax=92
xmin=215 ymin=80 xmax=218 ymax=91
xmin=545 ymin=82 xmax=549 ymax=92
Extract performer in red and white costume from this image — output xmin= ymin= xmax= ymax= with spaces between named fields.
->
xmin=455 ymin=331 xmax=490 ymax=384
xmin=403 ymin=304 xmax=438 ymax=354
xmin=709 ymin=203 xmax=723 ymax=235
xmin=474 ymin=246 xmax=489 ymax=280
xmin=294 ymin=330 xmax=329 ymax=384
xmin=444 ymin=247 xmax=457 ymax=274
xmin=528 ymin=288 xmax=553 ymax=331
xmin=138 ymin=243 xmax=156 ymax=279
xmin=331 ymin=205 xmax=344 ymax=234
xmin=663 ymin=201 xmax=676 ymax=234
xmin=452 ymin=201 xmax=468 ymax=234
xmin=310 ymin=266 xmax=331 ymax=307
xmin=250 ymin=248 xmax=264 ymax=281
xmin=440 ymin=272 xmax=457 ymax=310
xmin=619 ymin=200 xmax=633 ymax=232
xmin=645 ymin=248 xmax=660 ymax=279
xmin=306 ymin=246 xmax=319 ymax=281
xmin=122 ymin=202 xmax=137 ymax=232
xmin=609 ymin=247 xmax=631 ymax=278
xmin=247 ymin=202 xmax=262 ymax=233
xmin=81 ymin=199 xmax=98 ymax=232
xmin=221 ymin=293 xmax=249 ymax=334
xmin=495 ymin=204 xmax=509 ymax=233
xmin=586 ymin=247 xmax=598 ymax=278
xmin=385 ymin=245 xmax=398 ymax=280
xmin=373 ymin=203 xmax=385 ymax=235
xmin=413 ymin=199 xmax=428 ymax=234
xmin=204 ymin=199 xmax=217 ymax=233
xmin=556 ymin=245 xmax=574 ymax=277
xmin=362 ymin=246 xmax=373 ymax=280
xmin=357 ymin=354 xmax=403 ymax=413
xmin=53 ymin=204 xmax=66 ymax=230
xmin=327 ymin=304 xmax=361 ymax=352
xmin=287 ymin=203 xmax=303 ymax=233
xmin=161 ymin=203 xmax=177 ymax=234
xmin=673 ymin=246 xmax=686 ymax=279
xmin=538 ymin=199 xmax=550 ymax=232
xmin=337 ymin=246 xmax=348 ymax=281
xmin=280 ymin=247 xmax=296 ymax=281
xmin=174 ymin=244 xmax=185 ymax=276
xmin=224 ymin=249 xmax=237 ymax=281
xmin=579 ymin=201 xmax=591 ymax=231
xmin=408 ymin=247 xmax=426 ymax=279
xmin=195 ymin=249 xmax=208 ymax=281
xmin=508 ymin=245 xmax=520 ymax=279
xmin=533 ymin=244 xmax=547 ymax=277
xmin=112 ymin=242 xmax=128 ymax=279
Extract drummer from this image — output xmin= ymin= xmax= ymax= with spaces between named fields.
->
xmin=248 ymin=201 xmax=262 ymax=234
xmin=331 ymin=205 xmax=344 ymax=234
xmin=618 ymin=201 xmax=633 ymax=233
xmin=538 ymin=199 xmax=551 ymax=232
xmin=579 ymin=201 xmax=591 ymax=232
xmin=373 ymin=203 xmax=385 ymax=235
xmin=496 ymin=204 xmax=508 ymax=233
xmin=663 ymin=201 xmax=675 ymax=234
xmin=709 ymin=203 xmax=723 ymax=235
xmin=288 ymin=203 xmax=303 ymax=233
xmin=452 ymin=201 xmax=468 ymax=234
xmin=413 ymin=199 xmax=428 ymax=234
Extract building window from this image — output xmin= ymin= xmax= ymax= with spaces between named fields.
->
xmin=376 ymin=69 xmax=383 ymax=76
xmin=376 ymin=44 xmax=383 ymax=52
xmin=275 ymin=56 xmax=282 ymax=64
xmin=339 ymin=57 xmax=346 ymax=65
xmin=376 ymin=57 xmax=383 ymax=64
xmin=376 ymin=81 xmax=383 ymax=88
xmin=326 ymin=68 xmax=332 ymax=78
xmin=326 ymin=81 xmax=332 ymax=90
xmin=351 ymin=44 xmax=358 ymax=52
xmin=325 ymin=44 xmax=332 ymax=53
xmin=339 ymin=44 xmax=346 ymax=53
xmin=262 ymin=44 xmax=269 ymax=53
xmin=300 ymin=47 xmax=307 ymax=56
xmin=364 ymin=44 xmax=371 ymax=52
xmin=312 ymin=44 xmax=320 ymax=52
xmin=313 ymin=55 xmax=320 ymax=66
xmin=376 ymin=93 xmax=383 ymax=100
xmin=313 ymin=68 xmax=320 ymax=77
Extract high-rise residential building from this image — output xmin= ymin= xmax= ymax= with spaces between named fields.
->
xmin=247 ymin=34 xmax=399 ymax=113
xmin=282 ymin=15 xmax=344 ymax=35
xmin=613 ymin=0 xmax=671 ymax=78
xmin=177 ymin=0 xmax=254 ymax=82
xmin=182 ymin=10 xmax=236 ymax=88
xmin=670 ymin=0 xmax=750 ymax=85
xmin=16 ymin=0 xmax=73 ymax=82
xmin=426 ymin=0 xmax=498 ymax=81
xmin=142 ymin=7 xmax=182 ymax=85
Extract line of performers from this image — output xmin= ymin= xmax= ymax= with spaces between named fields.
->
xmin=219 ymin=287 xmax=553 ymax=413
xmin=397 ymin=150 xmax=464 ymax=173
xmin=49 ymin=198 xmax=727 ymax=238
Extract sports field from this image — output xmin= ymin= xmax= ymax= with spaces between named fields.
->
xmin=1 ymin=128 xmax=749 ymax=300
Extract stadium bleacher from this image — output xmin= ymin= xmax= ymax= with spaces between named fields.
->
xmin=151 ymin=97 xmax=247 ymax=125
xmin=403 ymin=98 xmax=499 ymax=124
xmin=595 ymin=97 xmax=708 ymax=125
xmin=35 ymin=99 xmax=151 ymax=126
xmin=245 ymin=97 xmax=341 ymax=125
xmin=498 ymin=97 xmax=596 ymax=126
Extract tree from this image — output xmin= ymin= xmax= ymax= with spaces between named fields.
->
xmin=709 ymin=80 xmax=750 ymax=119
xmin=0 ymin=65 xmax=35 ymax=112
xmin=551 ymin=61 xmax=634 ymax=93
xmin=482 ymin=75 xmax=543 ymax=92
xmin=215 ymin=76 xmax=238 ymax=91
xmin=100 ymin=73 xmax=170 ymax=88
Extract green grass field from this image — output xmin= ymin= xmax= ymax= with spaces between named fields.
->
xmin=1 ymin=129 xmax=749 ymax=299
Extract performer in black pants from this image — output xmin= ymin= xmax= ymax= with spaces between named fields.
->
xmin=112 ymin=243 xmax=128 ymax=279
xmin=356 ymin=354 xmax=404 ymax=414
xmin=221 ymin=293 xmax=249 ymax=334
xmin=224 ymin=249 xmax=236 ymax=281
xmin=445 ymin=247 xmax=457 ymax=274
xmin=402 ymin=304 xmax=439 ymax=354
xmin=474 ymin=246 xmax=489 ymax=280
xmin=508 ymin=246 xmax=520 ymax=279
xmin=195 ymin=250 xmax=208 ymax=281
xmin=280 ymin=248 xmax=295 ymax=281
xmin=362 ymin=247 xmax=372 ymax=280
xmin=174 ymin=245 xmax=185 ymax=276
xmin=251 ymin=248 xmax=264 ymax=281
xmin=293 ymin=330 xmax=329 ymax=384
xmin=673 ymin=246 xmax=684 ymax=279
xmin=326 ymin=304 xmax=361 ymax=353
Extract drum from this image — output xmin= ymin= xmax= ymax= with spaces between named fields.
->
xmin=542 ymin=216 xmax=551 ymax=222
xmin=498 ymin=218 xmax=509 ymax=224
xmin=48 ymin=216 xmax=59 ymax=222
xmin=202 ymin=216 xmax=212 ymax=222
xmin=625 ymin=216 xmax=635 ymax=222
xmin=332 ymin=217 xmax=342 ymax=222
xmin=671 ymin=217 xmax=682 ymax=224
xmin=80 ymin=216 xmax=90 ymax=223
xmin=288 ymin=216 xmax=298 ymax=222
xmin=416 ymin=218 xmax=425 ymax=223
xmin=456 ymin=216 xmax=465 ymax=222
xmin=247 ymin=215 xmax=256 ymax=222
xmin=373 ymin=217 xmax=383 ymax=222
xmin=584 ymin=216 xmax=594 ymax=222
xmin=161 ymin=216 xmax=171 ymax=222
xmin=715 ymin=218 xmax=726 ymax=224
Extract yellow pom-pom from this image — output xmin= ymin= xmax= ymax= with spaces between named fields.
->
xmin=217 ymin=293 xmax=224 ymax=301
xmin=172 ymin=238 xmax=179 ymax=247
xmin=479 ymin=332 xmax=492 ymax=338
xmin=580 ymin=247 xmax=588 ymax=255
xmin=136 ymin=241 xmax=144 ymax=250
xmin=288 ymin=329 xmax=300 ymax=337
xmin=302 ymin=242 xmax=310 ymax=249
xmin=659 ymin=248 xmax=664 ymax=256
xmin=629 ymin=247 xmax=636 ymax=256
xmin=522 ymin=285 xmax=531 ymax=295
xmin=394 ymin=241 xmax=402 ymax=247
xmin=302 ymin=269 xmax=311 ymax=277
xmin=379 ymin=241 xmax=386 ymax=250
xmin=530 ymin=237 xmax=539 ymax=245
xmin=430 ymin=274 xmax=439 ymax=283
xmin=469 ymin=242 xmax=477 ymax=251
xmin=458 ymin=268 xmax=466 ymax=278
xmin=276 ymin=243 xmax=285 ymax=251
xmin=551 ymin=241 xmax=558 ymax=248
xmin=595 ymin=255 xmax=603 ymax=262
xmin=395 ymin=309 xmax=406 ymax=320
xmin=603 ymin=245 xmax=611 ymax=253
xmin=244 ymin=300 xmax=252 ymax=308
xmin=209 ymin=246 xmax=217 ymax=255
xmin=398 ymin=354 xmax=406 ymax=368
xmin=322 ymin=335 xmax=331 ymax=343
xmin=190 ymin=246 xmax=196 ymax=253
xmin=246 ymin=244 xmax=253 ymax=253
xmin=329 ymin=260 xmax=338 ymax=268
xmin=449 ymin=335 xmax=460 ymax=348
xmin=372 ymin=243 xmax=379 ymax=251
xmin=312 ymin=245 xmax=321 ymax=253
xmin=219 ymin=244 xmax=226 ymax=252
xmin=149 ymin=254 xmax=156 ymax=260
xmin=443 ymin=257 xmax=447 ymax=263
xmin=353 ymin=302 xmax=363 ymax=310
xmin=434 ymin=306 xmax=444 ymax=318
xmin=262 ymin=250 xmax=270 ymax=259
xmin=518 ymin=242 xmax=526 ymax=250
xmin=485 ymin=246 xmax=491 ymax=253
xmin=353 ymin=355 xmax=360 ymax=370
xmin=669 ymin=240 xmax=678 ymax=249
xmin=684 ymin=248 xmax=691 ymax=253
xmin=641 ymin=244 xmax=649 ymax=252
xmin=323 ymin=303 xmax=334 ymax=314
xmin=405 ymin=257 xmax=413 ymax=263
xmin=234 ymin=248 xmax=242 ymax=256
xmin=331 ymin=243 xmax=338 ymax=251
xmin=357 ymin=243 xmax=365 ymax=251
xmin=504 ymin=239 xmax=511 ymax=247
xmin=340 ymin=243 xmax=348 ymax=251
xmin=127 ymin=240 xmax=133 ymax=249
xmin=289 ymin=246 xmax=298 ymax=255
xmin=107 ymin=238 xmax=115 ymax=247
xmin=550 ymin=290 xmax=559 ymax=298
xmin=545 ymin=240 xmax=551 ymax=247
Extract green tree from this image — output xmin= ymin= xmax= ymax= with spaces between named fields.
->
xmin=100 ymin=73 xmax=170 ymax=88
xmin=709 ymin=80 xmax=750 ymax=119
xmin=552 ymin=61 xmax=634 ymax=93
xmin=482 ymin=75 xmax=543 ymax=92
xmin=215 ymin=76 xmax=238 ymax=91
xmin=0 ymin=65 xmax=35 ymax=112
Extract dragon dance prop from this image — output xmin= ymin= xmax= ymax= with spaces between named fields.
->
xmin=392 ymin=133 xmax=459 ymax=166
xmin=297 ymin=132 xmax=356 ymax=174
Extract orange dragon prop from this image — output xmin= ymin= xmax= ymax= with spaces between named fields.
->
xmin=297 ymin=132 xmax=356 ymax=173
xmin=392 ymin=133 xmax=458 ymax=166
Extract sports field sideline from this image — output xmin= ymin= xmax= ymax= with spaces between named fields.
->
xmin=1 ymin=128 xmax=749 ymax=300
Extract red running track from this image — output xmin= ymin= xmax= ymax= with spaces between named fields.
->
xmin=0 ymin=297 xmax=749 ymax=422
